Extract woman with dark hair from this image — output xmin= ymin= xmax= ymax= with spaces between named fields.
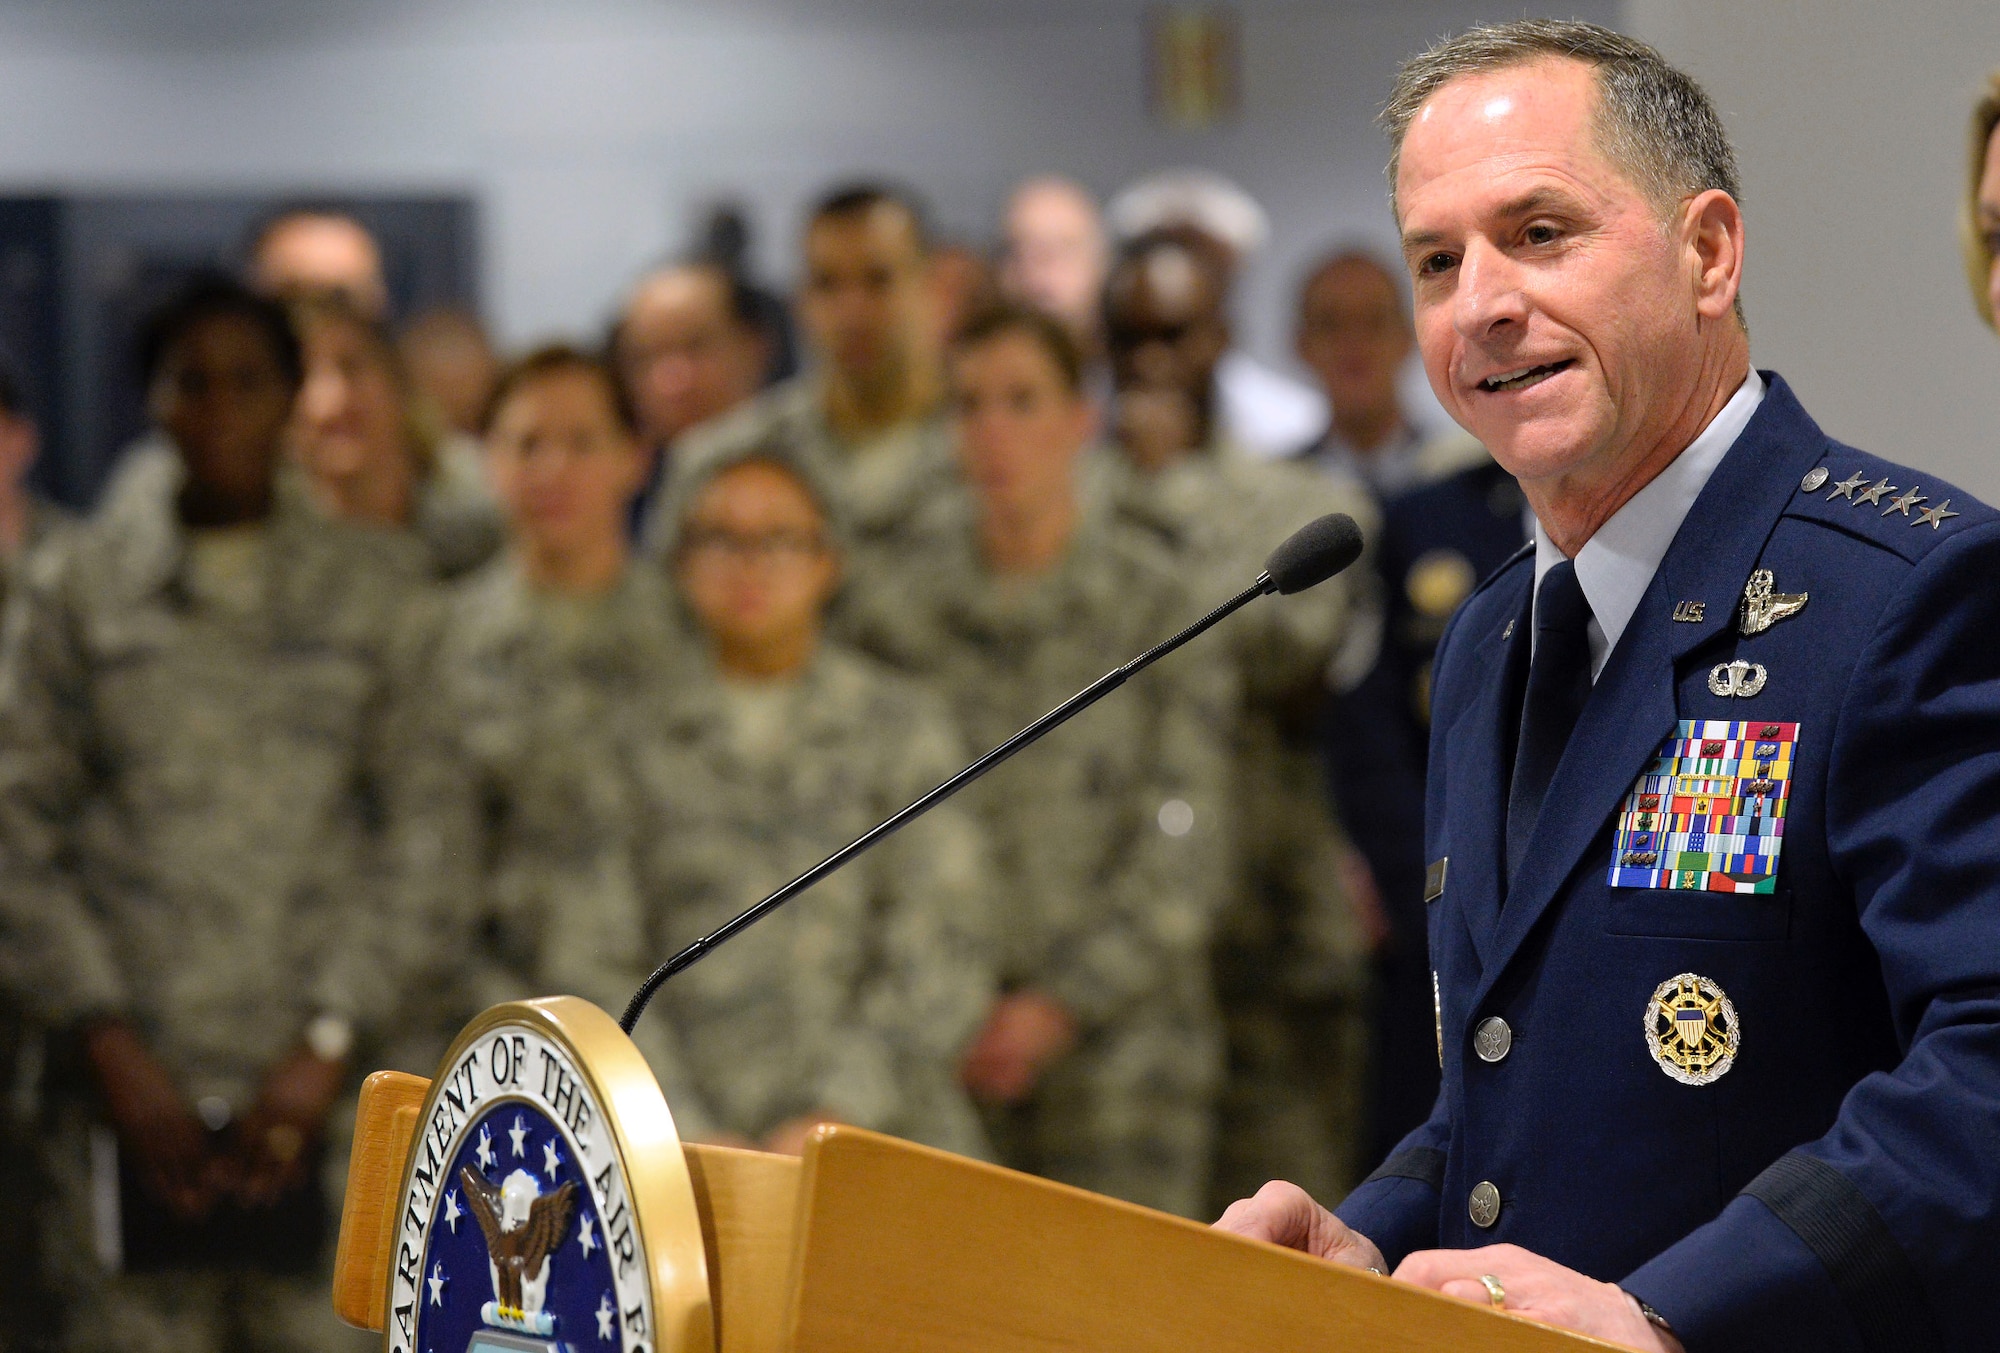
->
xmin=0 ymin=273 xmax=426 ymax=1350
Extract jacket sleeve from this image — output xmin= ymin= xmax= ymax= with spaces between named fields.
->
xmin=1334 ymin=1092 xmax=1450 ymax=1267
xmin=1623 ymin=520 xmax=2000 ymax=1352
xmin=0 ymin=558 xmax=127 ymax=1025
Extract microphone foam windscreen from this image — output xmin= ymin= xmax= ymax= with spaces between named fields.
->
xmin=1265 ymin=513 xmax=1365 ymax=595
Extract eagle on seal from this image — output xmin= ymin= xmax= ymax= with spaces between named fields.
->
xmin=460 ymin=1164 xmax=578 ymax=1313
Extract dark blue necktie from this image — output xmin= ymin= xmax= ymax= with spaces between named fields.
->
xmin=1506 ymin=560 xmax=1594 ymax=884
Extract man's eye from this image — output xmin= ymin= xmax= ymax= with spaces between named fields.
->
xmin=1524 ymin=223 xmax=1561 ymax=246
xmin=1417 ymin=253 xmax=1456 ymax=277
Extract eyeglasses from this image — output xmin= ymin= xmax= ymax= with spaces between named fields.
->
xmin=679 ymin=527 xmax=828 ymax=565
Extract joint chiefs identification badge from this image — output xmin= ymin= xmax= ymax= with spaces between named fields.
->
xmin=385 ymin=998 xmax=711 ymax=1353
xmin=1610 ymin=720 xmax=1799 ymax=892
xmin=1646 ymin=973 xmax=1740 ymax=1085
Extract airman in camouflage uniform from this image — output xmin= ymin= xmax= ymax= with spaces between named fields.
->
xmin=0 ymin=279 xmax=425 ymax=1353
xmin=839 ymin=308 xmax=1237 ymax=1217
xmin=646 ymin=184 xmax=955 ymax=613
xmin=1103 ymin=232 xmax=1381 ymax=1212
xmin=405 ymin=348 xmax=992 ymax=1157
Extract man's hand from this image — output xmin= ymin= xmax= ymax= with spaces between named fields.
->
xmin=959 ymin=990 xmax=1079 ymax=1104
xmin=83 ymin=1018 xmax=215 ymax=1220
xmin=1213 ymin=1181 xmax=1388 ymax=1272
xmin=1397 ymin=1245 xmax=1683 ymax=1352
xmin=230 ymin=1044 xmax=347 ymax=1207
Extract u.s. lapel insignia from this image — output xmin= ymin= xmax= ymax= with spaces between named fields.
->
xmin=1671 ymin=600 xmax=1705 ymax=623
xmin=1707 ymin=660 xmax=1766 ymax=698
xmin=1739 ymin=569 xmax=1807 ymax=635
xmin=1645 ymin=972 xmax=1740 ymax=1085
xmin=1609 ymin=720 xmax=1798 ymax=891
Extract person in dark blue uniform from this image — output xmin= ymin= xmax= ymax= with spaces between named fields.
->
xmin=1220 ymin=20 xmax=2000 ymax=1352
xmin=1329 ymin=455 xmax=1524 ymax=1166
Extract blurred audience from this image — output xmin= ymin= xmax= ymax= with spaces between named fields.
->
xmin=646 ymin=449 xmax=993 ymax=1156
xmin=1000 ymin=176 xmax=1110 ymax=366
xmin=841 ymin=306 xmax=1232 ymax=1216
xmin=610 ymin=262 xmax=771 ymax=536
xmin=289 ymin=293 xmax=502 ymax=578
xmin=244 ymin=205 xmax=390 ymax=318
xmin=654 ymin=184 xmax=954 ymax=607
xmin=1289 ymin=250 xmax=1528 ymax=1165
xmin=0 ymin=276 xmax=423 ymax=1353
xmin=0 ymin=357 xmax=71 ymax=608
xmin=1290 ymin=249 xmax=1485 ymax=494
xmin=928 ymin=239 xmax=999 ymax=348
xmin=1963 ymin=72 xmax=2000 ymax=330
xmin=1101 ymin=230 xmax=1380 ymax=1211
xmin=398 ymin=307 xmax=499 ymax=440
xmin=1109 ymin=169 xmax=1326 ymax=458
xmin=388 ymin=345 xmax=683 ymax=1082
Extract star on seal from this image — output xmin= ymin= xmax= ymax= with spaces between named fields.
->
xmin=1645 ymin=973 xmax=1741 ymax=1086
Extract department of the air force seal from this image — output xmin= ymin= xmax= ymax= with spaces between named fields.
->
xmin=1645 ymin=973 xmax=1740 ymax=1087
xmin=383 ymin=998 xmax=712 ymax=1353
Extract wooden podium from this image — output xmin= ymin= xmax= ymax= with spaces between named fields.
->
xmin=331 ymin=999 xmax=1613 ymax=1352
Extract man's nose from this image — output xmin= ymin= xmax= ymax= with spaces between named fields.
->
xmin=1452 ymin=237 xmax=1531 ymax=342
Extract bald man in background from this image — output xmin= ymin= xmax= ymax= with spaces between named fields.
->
xmin=244 ymin=207 xmax=389 ymax=319
xmin=611 ymin=262 xmax=772 ymax=539
xmin=1000 ymin=176 xmax=1111 ymax=365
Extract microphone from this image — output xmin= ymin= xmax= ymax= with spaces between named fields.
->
xmin=619 ymin=512 xmax=1365 ymax=1034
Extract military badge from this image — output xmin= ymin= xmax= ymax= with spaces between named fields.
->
xmin=1738 ymin=569 xmax=1807 ymax=635
xmin=1645 ymin=973 xmax=1740 ymax=1085
xmin=1609 ymin=720 xmax=1798 ymax=892
xmin=1406 ymin=549 xmax=1477 ymax=619
xmin=382 ymin=999 xmax=710 ymax=1353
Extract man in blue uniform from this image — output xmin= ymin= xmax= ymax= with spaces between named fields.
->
xmin=1218 ymin=20 xmax=2000 ymax=1352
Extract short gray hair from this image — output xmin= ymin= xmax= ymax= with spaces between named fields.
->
xmin=1381 ymin=19 xmax=1741 ymax=222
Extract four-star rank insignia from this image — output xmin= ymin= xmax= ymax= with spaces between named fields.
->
xmin=1610 ymin=720 xmax=1798 ymax=892
xmin=1646 ymin=972 xmax=1740 ymax=1086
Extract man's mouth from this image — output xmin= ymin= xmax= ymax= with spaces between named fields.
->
xmin=1478 ymin=359 xmax=1575 ymax=393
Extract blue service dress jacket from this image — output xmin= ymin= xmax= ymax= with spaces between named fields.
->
xmin=1333 ymin=374 xmax=2000 ymax=1352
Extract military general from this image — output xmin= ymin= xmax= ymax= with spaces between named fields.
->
xmin=1219 ymin=20 xmax=2000 ymax=1353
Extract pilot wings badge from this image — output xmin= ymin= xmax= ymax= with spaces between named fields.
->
xmin=1739 ymin=568 xmax=1807 ymax=635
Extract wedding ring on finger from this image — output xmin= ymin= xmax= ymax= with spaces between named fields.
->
xmin=1478 ymin=1273 xmax=1506 ymax=1309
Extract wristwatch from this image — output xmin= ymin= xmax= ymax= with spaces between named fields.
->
xmin=304 ymin=1013 xmax=355 ymax=1063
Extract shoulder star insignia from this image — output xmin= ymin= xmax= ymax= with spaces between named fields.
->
xmin=1854 ymin=477 xmax=1895 ymax=506
xmin=1740 ymin=568 xmax=1808 ymax=635
xmin=1913 ymin=499 xmax=1960 ymax=530
xmin=1826 ymin=471 xmax=1869 ymax=501
xmin=1884 ymin=485 xmax=1927 ymax=517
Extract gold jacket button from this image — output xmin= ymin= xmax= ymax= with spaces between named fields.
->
xmin=1469 ymin=1180 xmax=1502 ymax=1229
xmin=1473 ymin=1017 xmax=1513 ymax=1063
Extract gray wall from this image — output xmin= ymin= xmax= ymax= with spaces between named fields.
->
xmin=1629 ymin=0 xmax=2000 ymax=499
xmin=0 ymin=0 xmax=1606 ymax=402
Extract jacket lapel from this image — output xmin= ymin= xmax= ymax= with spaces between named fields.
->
xmin=1469 ymin=374 xmax=1829 ymax=998
xmin=1442 ymin=557 xmax=1532 ymax=970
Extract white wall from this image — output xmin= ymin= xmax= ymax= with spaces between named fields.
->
xmin=1627 ymin=0 xmax=2000 ymax=499
xmin=0 ymin=0 xmax=1606 ymax=403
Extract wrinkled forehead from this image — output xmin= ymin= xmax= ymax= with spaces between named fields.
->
xmin=1395 ymin=58 xmax=1613 ymax=227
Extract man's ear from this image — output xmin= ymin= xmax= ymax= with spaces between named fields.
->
xmin=1685 ymin=188 xmax=1745 ymax=324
